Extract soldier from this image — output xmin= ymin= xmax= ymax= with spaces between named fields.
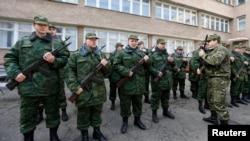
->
xmin=113 ymin=35 xmax=149 ymax=134
xmin=229 ymin=45 xmax=248 ymax=107
xmin=109 ymin=42 xmax=124 ymax=110
xmin=188 ymin=50 xmax=199 ymax=100
xmin=172 ymin=46 xmax=189 ymax=99
xmin=4 ymin=15 xmax=69 ymax=141
xmin=199 ymin=34 xmax=231 ymax=125
xmin=149 ymin=38 xmax=175 ymax=123
xmin=64 ymin=33 xmax=111 ymax=141
xmin=36 ymin=24 xmax=69 ymax=124
xmin=242 ymin=46 xmax=250 ymax=103
xmin=138 ymin=41 xmax=151 ymax=104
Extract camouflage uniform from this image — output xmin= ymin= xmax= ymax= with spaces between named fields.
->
xmin=242 ymin=47 xmax=250 ymax=102
xmin=200 ymin=34 xmax=230 ymax=125
xmin=3 ymin=16 xmax=69 ymax=137
xmin=149 ymin=39 xmax=175 ymax=123
xmin=230 ymin=45 xmax=248 ymax=106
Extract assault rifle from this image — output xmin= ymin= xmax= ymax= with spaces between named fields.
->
xmin=232 ymin=64 xmax=246 ymax=81
xmin=198 ymin=35 xmax=208 ymax=78
xmin=68 ymin=45 xmax=106 ymax=103
xmin=153 ymin=60 xmax=168 ymax=83
xmin=6 ymin=36 xmax=71 ymax=90
xmin=174 ymin=53 xmax=189 ymax=76
xmin=116 ymin=47 xmax=155 ymax=88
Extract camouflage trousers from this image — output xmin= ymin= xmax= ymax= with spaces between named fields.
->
xmin=189 ymin=80 xmax=198 ymax=95
xmin=20 ymin=95 xmax=60 ymax=133
xmin=120 ymin=94 xmax=143 ymax=117
xmin=207 ymin=77 xmax=230 ymax=121
xmin=77 ymin=104 xmax=103 ymax=130
xmin=109 ymin=81 xmax=120 ymax=101
xmin=144 ymin=74 xmax=150 ymax=97
xmin=151 ymin=88 xmax=171 ymax=110
xmin=172 ymin=78 xmax=185 ymax=91
xmin=230 ymin=79 xmax=244 ymax=96
xmin=197 ymin=78 xmax=207 ymax=101
xmin=243 ymin=79 xmax=250 ymax=93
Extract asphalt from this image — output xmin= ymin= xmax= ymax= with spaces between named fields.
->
xmin=0 ymin=78 xmax=249 ymax=141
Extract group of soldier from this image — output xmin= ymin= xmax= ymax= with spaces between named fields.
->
xmin=3 ymin=15 xmax=250 ymax=141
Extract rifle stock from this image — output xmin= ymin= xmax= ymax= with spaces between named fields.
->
xmin=153 ymin=61 xmax=168 ymax=83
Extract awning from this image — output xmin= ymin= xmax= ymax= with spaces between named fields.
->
xmin=227 ymin=37 xmax=249 ymax=42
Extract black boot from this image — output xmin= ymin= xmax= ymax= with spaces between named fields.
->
xmin=203 ymin=111 xmax=218 ymax=125
xmin=204 ymin=96 xmax=210 ymax=110
xmin=23 ymin=129 xmax=34 ymax=141
xmin=144 ymin=95 xmax=151 ymax=104
xmin=121 ymin=117 xmax=128 ymax=134
xmin=163 ymin=107 xmax=175 ymax=119
xmin=134 ymin=116 xmax=146 ymax=130
xmin=36 ymin=107 xmax=44 ymax=125
xmin=173 ymin=91 xmax=177 ymax=100
xmin=50 ymin=126 xmax=60 ymax=141
xmin=198 ymin=101 xmax=206 ymax=114
xmin=93 ymin=126 xmax=107 ymax=141
xmin=61 ymin=108 xmax=68 ymax=121
xmin=220 ymin=120 xmax=229 ymax=125
xmin=192 ymin=91 xmax=197 ymax=99
xmin=242 ymin=93 xmax=250 ymax=103
xmin=110 ymin=100 xmax=115 ymax=111
xmin=180 ymin=90 xmax=189 ymax=99
xmin=81 ymin=130 xmax=89 ymax=141
xmin=152 ymin=110 xmax=159 ymax=123
xmin=231 ymin=96 xmax=239 ymax=107
xmin=236 ymin=95 xmax=248 ymax=105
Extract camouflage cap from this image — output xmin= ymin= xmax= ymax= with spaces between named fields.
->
xmin=115 ymin=42 xmax=124 ymax=48
xmin=207 ymin=34 xmax=221 ymax=42
xmin=137 ymin=41 xmax=144 ymax=45
xmin=85 ymin=33 xmax=99 ymax=39
xmin=177 ymin=46 xmax=183 ymax=50
xmin=233 ymin=44 xmax=242 ymax=49
xmin=128 ymin=35 xmax=139 ymax=40
xmin=48 ymin=23 xmax=56 ymax=28
xmin=34 ymin=15 xmax=49 ymax=25
xmin=245 ymin=47 xmax=250 ymax=51
xmin=156 ymin=38 xmax=166 ymax=44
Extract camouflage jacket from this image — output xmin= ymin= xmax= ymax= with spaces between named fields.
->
xmin=65 ymin=43 xmax=111 ymax=106
xmin=201 ymin=44 xmax=230 ymax=78
xmin=188 ymin=50 xmax=200 ymax=81
xmin=243 ymin=52 xmax=250 ymax=77
xmin=231 ymin=50 xmax=248 ymax=81
xmin=149 ymin=47 xmax=175 ymax=90
xmin=113 ymin=45 xmax=149 ymax=95
xmin=109 ymin=50 xmax=122 ymax=82
xmin=4 ymin=32 xmax=69 ymax=96
xmin=172 ymin=52 xmax=187 ymax=79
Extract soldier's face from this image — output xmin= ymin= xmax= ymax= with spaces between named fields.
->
xmin=117 ymin=46 xmax=123 ymax=51
xmin=34 ymin=23 xmax=48 ymax=36
xmin=208 ymin=40 xmax=218 ymax=48
xmin=157 ymin=43 xmax=166 ymax=50
xmin=49 ymin=27 xmax=57 ymax=36
xmin=128 ymin=39 xmax=138 ymax=48
xmin=86 ymin=38 xmax=98 ymax=49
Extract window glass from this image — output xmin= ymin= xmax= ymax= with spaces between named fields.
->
xmin=185 ymin=10 xmax=190 ymax=24
xmin=142 ymin=2 xmax=150 ymax=16
xmin=122 ymin=0 xmax=130 ymax=13
xmin=155 ymin=3 xmax=161 ymax=19
xmin=191 ymin=12 xmax=196 ymax=25
xmin=109 ymin=32 xmax=118 ymax=52
xmin=220 ymin=19 xmax=224 ymax=32
xmin=132 ymin=0 xmax=140 ymax=15
xmin=178 ymin=8 xmax=184 ymax=23
xmin=238 ymin=16 xmax=246 ymax=31
xmin=163 ymin=5 xmax=170 ymax=20
xmin=171 ymin=7 xmax=177 ymax=22
xmin=86 ymin=0 xmax=96 ymax=7
xmin=100 ymin=0 xmax=108 ymax=9
xmin=0 ymin=22 xmax=14 ymax=48
xmin=238 ymin=0 xmax=245 ymax=5
xmin=111 ymin=0 xmax=119 ymax=11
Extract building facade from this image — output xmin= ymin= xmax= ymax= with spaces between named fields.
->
xmin=0 ymin=0 xmax=249 ymax=63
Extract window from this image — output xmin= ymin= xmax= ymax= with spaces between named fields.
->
xmin=178 ymin=8 xmax=184 ymax=23
xmin=163 ymin=5 xmax=170 ymax=21
xmin=53 ymin=0 xmax=78 ymax=4
xmin=155 ymin=3 xmax=162 ymax=19
xmin=85 ymin=0 xmax=150 ymax=17
xmin=84 ymin=28 xmax=148 ymax=53
xmin=237 ymin=16 xmax=246 ymax=31
xmin=237 ymin=0 xmax=245 ymax=5
xmin=185 ymin=10 xmax=190 ymax=24
xmin=171 ymin=7 xmax=177 ymax=22
xmin=218 ymin=0 xmax=232 ymax=5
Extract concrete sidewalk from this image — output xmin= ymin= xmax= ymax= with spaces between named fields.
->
xmin=0 ymin=79 xmax=249 ymax=141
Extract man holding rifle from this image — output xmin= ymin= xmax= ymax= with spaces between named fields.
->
xmin=4 ymin=15 xmax=69 ymax=141
xmin=65 ymin=33 xmax=111 ymax=141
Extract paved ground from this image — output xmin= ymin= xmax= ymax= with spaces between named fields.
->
xmin=0 ymin=78 xmax=249 ymax=141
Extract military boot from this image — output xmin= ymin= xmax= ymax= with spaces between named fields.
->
xmin=121 ymin=117 xmax=128 ymax=134
xmin=50 ymin=126 xmax=60 ymax=141
xmin=173 ymin=91 xmax=177 ymax=100
xmin=93 ymin=126 xmax=107 ymax=141
xmin=23 ymin=129 xmax=34 ymax=141
xmin=61 ymin=108 xmax=68 ymax=121
xmin=220 ymin=120 xmax=229 ymax=125
xmin=36 ymin=107 xmax=44 ymax=125
xmin=230 ymin=96 xmax=239 ymax=107
xmin=81 ymin=130 xmax=89 ymax=141
xmin=152 ymin=110 xmax=159 ymax=123
xmin=163 ymin=107 xmax=175 ymax=119
xmin=203 ymin=111 xmax=218 ymax=125
xmin=110 ymin=100 xmax=115 ymax=110
xmin=236 ymin=95 xmax=248 ymax=105
xmin=134 ymin=116 xmax=146 ymax=130
xmin=242 ymin=93 xmax=250 ymax=103
xmin=144 ymin=95 xmax=151 ymax=104
xmin=180 ymin=90 xmax=189 ymax=99
xmin=198 ymin=101 xmax=206 ymax=114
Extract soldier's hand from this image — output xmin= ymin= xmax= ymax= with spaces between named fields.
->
xmin=167 ymin=56 xmax=174 ymax=62
xmin=236 ymin=74 xmax=239 ymax=78
xmin=144 ymin=55 xmax=149 ymax=61
xmin=177 ymin=68 xmax=181 ymax=72
xmin=199 ymin=49 xmax=205 ymax=57
xmin=101 ymin=59 xmax=108 ymax=66
xmin=244 ymin=61 xmax=249 ymax=65
xmin=230 ymin=57 xmax=235 ymax=62
xmin=158 ymin=71 xmax=163 ymax=77
xmin=76 ymin=87 xmax=83 ymax=95
xmin=183 ymin=58 xmax=187 ymax=62
xmin=197 ymin=69 xmax=201 ymax=75
xmin=43 ymin=52 xmax=55 ymax=63
xmin=15 ymin=73 xmax=26 ymax=82
xmin=129 ymin=71 xmax=134 ymax=77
